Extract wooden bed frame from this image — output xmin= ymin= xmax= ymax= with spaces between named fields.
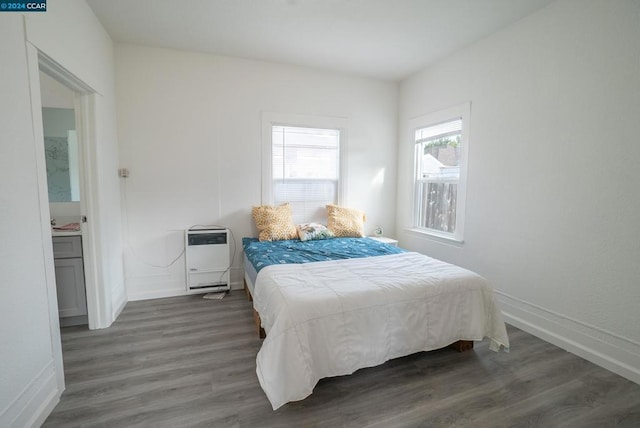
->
xmin=244 ymin=279 xmax=473 ymax=352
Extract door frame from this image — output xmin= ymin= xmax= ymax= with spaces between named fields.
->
xmin=27 ymin=45 xmax=108 ymax=337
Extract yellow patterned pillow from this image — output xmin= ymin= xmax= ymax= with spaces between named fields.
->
xmin=326 ymin=204 xmax=366 ymax=237
xmin=252 ymin=203 xmax=298 ymax=242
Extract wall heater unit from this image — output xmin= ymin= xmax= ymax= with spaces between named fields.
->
xmin=185 ymin=228 xmax=230 ymax=294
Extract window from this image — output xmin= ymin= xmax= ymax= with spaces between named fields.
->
xmin=272 ymin=126 xmax=340 ymax=223
xmin=262 ymin=113 xmax=347 ymax=224
xmin=412 ymin=103 xmax=469 ymax=242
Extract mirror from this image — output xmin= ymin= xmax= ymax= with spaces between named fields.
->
xmin=40 ymin=71 xmax=80 ymax=203
xmin=43 ymin=107 xmax=79 ymax=202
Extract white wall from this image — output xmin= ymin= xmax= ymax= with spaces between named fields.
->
xmin=27 ymin=0 xmax=127 ymax=324
xmin=115 ymin=44 xmax=398 ymax=300
xmin=0 ymin=0 xmax=123 ymax=425
xmin=397 ymin=0 xmax=640 ymax=383
xmin=0 ymin=17 xmax=61 ymax=428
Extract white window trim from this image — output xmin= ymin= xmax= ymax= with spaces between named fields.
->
xmin=407 ymin=102 xmax=471 ymax=243
xmin=261 ymin=112 xmax=348 ymax=206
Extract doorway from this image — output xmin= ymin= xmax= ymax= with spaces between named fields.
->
xmin=29 ymin=48 xmax=104 ymax=331
xmin=40 ymin=71 xmax=89 ymax=328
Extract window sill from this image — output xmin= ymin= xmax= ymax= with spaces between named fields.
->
xmin=404 ymin=228 xmax=464 ymax=246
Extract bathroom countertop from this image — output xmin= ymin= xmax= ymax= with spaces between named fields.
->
xmin=52 ymin=230 xmax=82 ymax=237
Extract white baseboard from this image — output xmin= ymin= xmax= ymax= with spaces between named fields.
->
xmin=497 ymin=290 xmax=640 ymax=385
xmin=0 ymin=360 xmax=61 ymax=428
xmin=127 ymin=279 xmax=244 ymax=301
xmin=128 ymin=287 xmax=186 ymax=301
xmin=111 ymin=282 xmax=128 ymax=321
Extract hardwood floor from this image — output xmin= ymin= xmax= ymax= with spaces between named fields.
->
xmin=44 ymin=291 xmax=640 ymax=428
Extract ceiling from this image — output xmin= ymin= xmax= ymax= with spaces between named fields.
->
xmin=87 ymin=0 xmax=554 ymax=82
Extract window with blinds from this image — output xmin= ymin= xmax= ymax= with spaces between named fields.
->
xmin=412 ymin=103 xmax=469 ymax=242
xmin=272 ymin=125 xmax=340 ymax=224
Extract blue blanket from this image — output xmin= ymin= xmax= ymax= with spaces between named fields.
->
xmin=242 ymin=237 xmax=405 ymax=273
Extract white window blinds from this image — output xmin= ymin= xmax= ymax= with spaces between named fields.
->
xmin=415 ymin=118 xmax=462 ymax=144
xmin=272 ymin=126 xmax=340 ymax=224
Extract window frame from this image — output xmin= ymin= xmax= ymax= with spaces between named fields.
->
xmin=261 ymin=112 xmax=348 ymax=221
xmin=409 ymin=102 xmax=470 ymax=243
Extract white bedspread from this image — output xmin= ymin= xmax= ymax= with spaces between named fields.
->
xmin=253 ymin=252 xmax=509 ymax=410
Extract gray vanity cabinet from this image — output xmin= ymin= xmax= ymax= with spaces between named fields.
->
xmin=53 ymin=236 xmax=87 ymax=326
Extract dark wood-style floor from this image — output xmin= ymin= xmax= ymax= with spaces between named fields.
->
xmin=44 ymin=291 xmax=640 ymax=428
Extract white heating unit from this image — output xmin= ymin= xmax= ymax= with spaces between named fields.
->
xmin=185 ymin=228 xmax=230 ymax=294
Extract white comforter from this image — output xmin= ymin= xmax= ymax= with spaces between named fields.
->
xmin=253 ymin=252 xmax=509 ymax=410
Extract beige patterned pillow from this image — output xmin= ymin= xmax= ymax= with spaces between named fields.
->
xmin=326 ymin=204 xmax=366 ymax=237
xmin=252 ymin=203 xmax=298 ymax=242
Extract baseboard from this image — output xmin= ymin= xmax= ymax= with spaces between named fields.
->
xmin=497 ymin=290 xmax=640 ymax=385
xmin=111 ymin=282 xmax=127 ymax=321
xmin=59 ymin=315 xmax=88 ymax=327
xmin=0 ymin=360 xmax=61 ymax=428
xmin=127 ymin=280 xmax=244 ymax=301
xmin=127 ymin=287 xmax=186 ymax=301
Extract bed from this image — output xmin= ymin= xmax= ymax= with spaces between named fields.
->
xmin=242 ymin=237 xmax=510 ymax=410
